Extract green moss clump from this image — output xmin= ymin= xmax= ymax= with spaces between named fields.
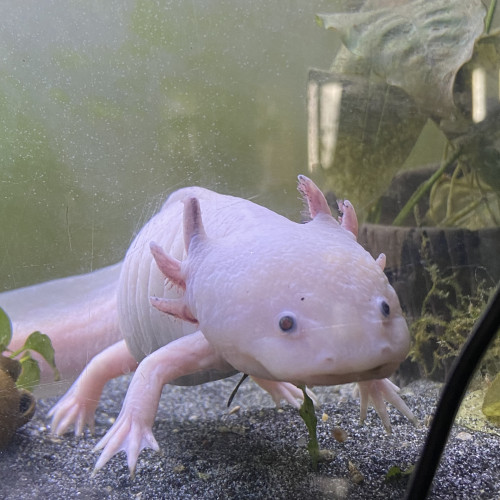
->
xmin=409 ymin=236 xmax=499 ymax=380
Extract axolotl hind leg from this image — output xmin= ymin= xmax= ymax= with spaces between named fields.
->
xmin=48 ymin=340 xmax=138 ymax=436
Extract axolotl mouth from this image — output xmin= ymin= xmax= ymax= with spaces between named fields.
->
xmin=288 ymin=361 xmax=402 ymax=387
xmin=234 ymin=339 xmax=407 ymax=387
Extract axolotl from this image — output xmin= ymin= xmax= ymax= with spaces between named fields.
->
xmin=1 ymin=175 xmax=414 ymax=475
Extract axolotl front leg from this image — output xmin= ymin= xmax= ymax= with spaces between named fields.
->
xmin=88 ymin=331 xmax=309 ymax=475
xmin=93 ymin=331 xmax=229 ymax=475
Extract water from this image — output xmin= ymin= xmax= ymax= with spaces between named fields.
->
xmin=0 ymin=0 xmax=337 ymax=289
xmin=1 ymin=1 xmax=499 ymax=498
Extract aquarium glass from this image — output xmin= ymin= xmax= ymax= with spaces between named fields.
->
xmin=1 ymin=0 xmax=499 ymax=498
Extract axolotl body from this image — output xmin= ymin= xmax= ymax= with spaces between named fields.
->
xmin=1 ymin=175 xmax=414 ymax=475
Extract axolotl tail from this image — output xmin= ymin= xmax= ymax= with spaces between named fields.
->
xmin=0 ymin=264 xmax=123 ymax=397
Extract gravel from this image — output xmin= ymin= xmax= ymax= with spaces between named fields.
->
xmin=1 ymin=377 xmax=499 ymax=499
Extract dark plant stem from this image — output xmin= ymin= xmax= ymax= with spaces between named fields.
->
xmin=298 ymin=385 xmax=320 ymax=470
xmin=392 ymin=147 xmax=462 ymax=226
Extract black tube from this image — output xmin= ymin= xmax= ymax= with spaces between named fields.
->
xmin=405 ymin=283 xmax=500 ymax=499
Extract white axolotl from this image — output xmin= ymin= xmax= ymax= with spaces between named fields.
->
xmin=1 ymin=175 xmax=415 ymax=475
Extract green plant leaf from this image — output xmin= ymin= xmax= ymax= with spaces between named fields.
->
xmin=16 ymin=354 xmax=41 ymax=392
xmin=21 ymin=331 xmax=60 ymax=381
xmin=298 ymin=385 xmax=320 ymax=470
xmin=0 ymin=307 xmax=13 ymax=351
xmin=0 ymin=309 xmax=59 ymax=390
xmin=319 ymin=0 xmax=486 ymax=117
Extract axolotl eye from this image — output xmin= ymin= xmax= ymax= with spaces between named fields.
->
xmin=278 ymin=313 xmax=297 ymax=333
xmin=380 ymin=300 xmax=391 ymax=318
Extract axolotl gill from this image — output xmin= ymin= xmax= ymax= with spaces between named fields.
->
xmin=1 ymin=175 xmax=415 ymax=475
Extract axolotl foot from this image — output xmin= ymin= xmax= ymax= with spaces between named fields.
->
xmin=251 ymin=377 xmax=319 ymax=409
xmin=92 ymin=409 xmax=160 ymax=478
xmin=48 ymin=384 xmax=98 ymax=436
xmin=47 ymin=341 xmax=139 ymax=437
xmin=357 ymin=378 xmax=418 ymax=433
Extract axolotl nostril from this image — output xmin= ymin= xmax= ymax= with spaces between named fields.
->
xmin=1 ymin=175 xmax=415 ymax=476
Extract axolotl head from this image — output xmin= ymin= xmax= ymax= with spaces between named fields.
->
xmin=151 ymin=176 xmax=410 ymax=387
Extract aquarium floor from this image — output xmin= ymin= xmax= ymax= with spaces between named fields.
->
xmin=0 ymin=376 xmax=498 ymax=499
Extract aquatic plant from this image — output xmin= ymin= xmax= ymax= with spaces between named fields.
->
xmin=408 ymin=234 xmax=499 ymax=379
xmin=314 ymin=0 xmax=500 ymax=229
xmin=0 ymin=307 xmax=59 ymax=447
xmin=298 ymin=385 xmax=320 ymax=470
xmin=0 ymin=307 xmax=59 ymax=391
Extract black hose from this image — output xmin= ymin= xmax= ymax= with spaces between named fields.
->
xmin=405 ymin=283 xmax=500 ymax=499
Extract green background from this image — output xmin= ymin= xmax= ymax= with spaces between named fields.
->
xmin=0 ymin=0 xmax=338 ymax=289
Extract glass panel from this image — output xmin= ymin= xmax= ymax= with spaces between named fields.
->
xmin=1 ymin=1 xmax=499 ymax=498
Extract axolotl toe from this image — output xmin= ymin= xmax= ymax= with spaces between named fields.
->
xmin=1 ymin=175 xmax=414 ymax=476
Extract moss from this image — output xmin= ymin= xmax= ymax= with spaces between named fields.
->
xmin=408 ymin=234 xmax=500 ymax=380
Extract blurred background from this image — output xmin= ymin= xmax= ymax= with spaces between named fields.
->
xmin=0 ymin=0 xmax=340 ymax=289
